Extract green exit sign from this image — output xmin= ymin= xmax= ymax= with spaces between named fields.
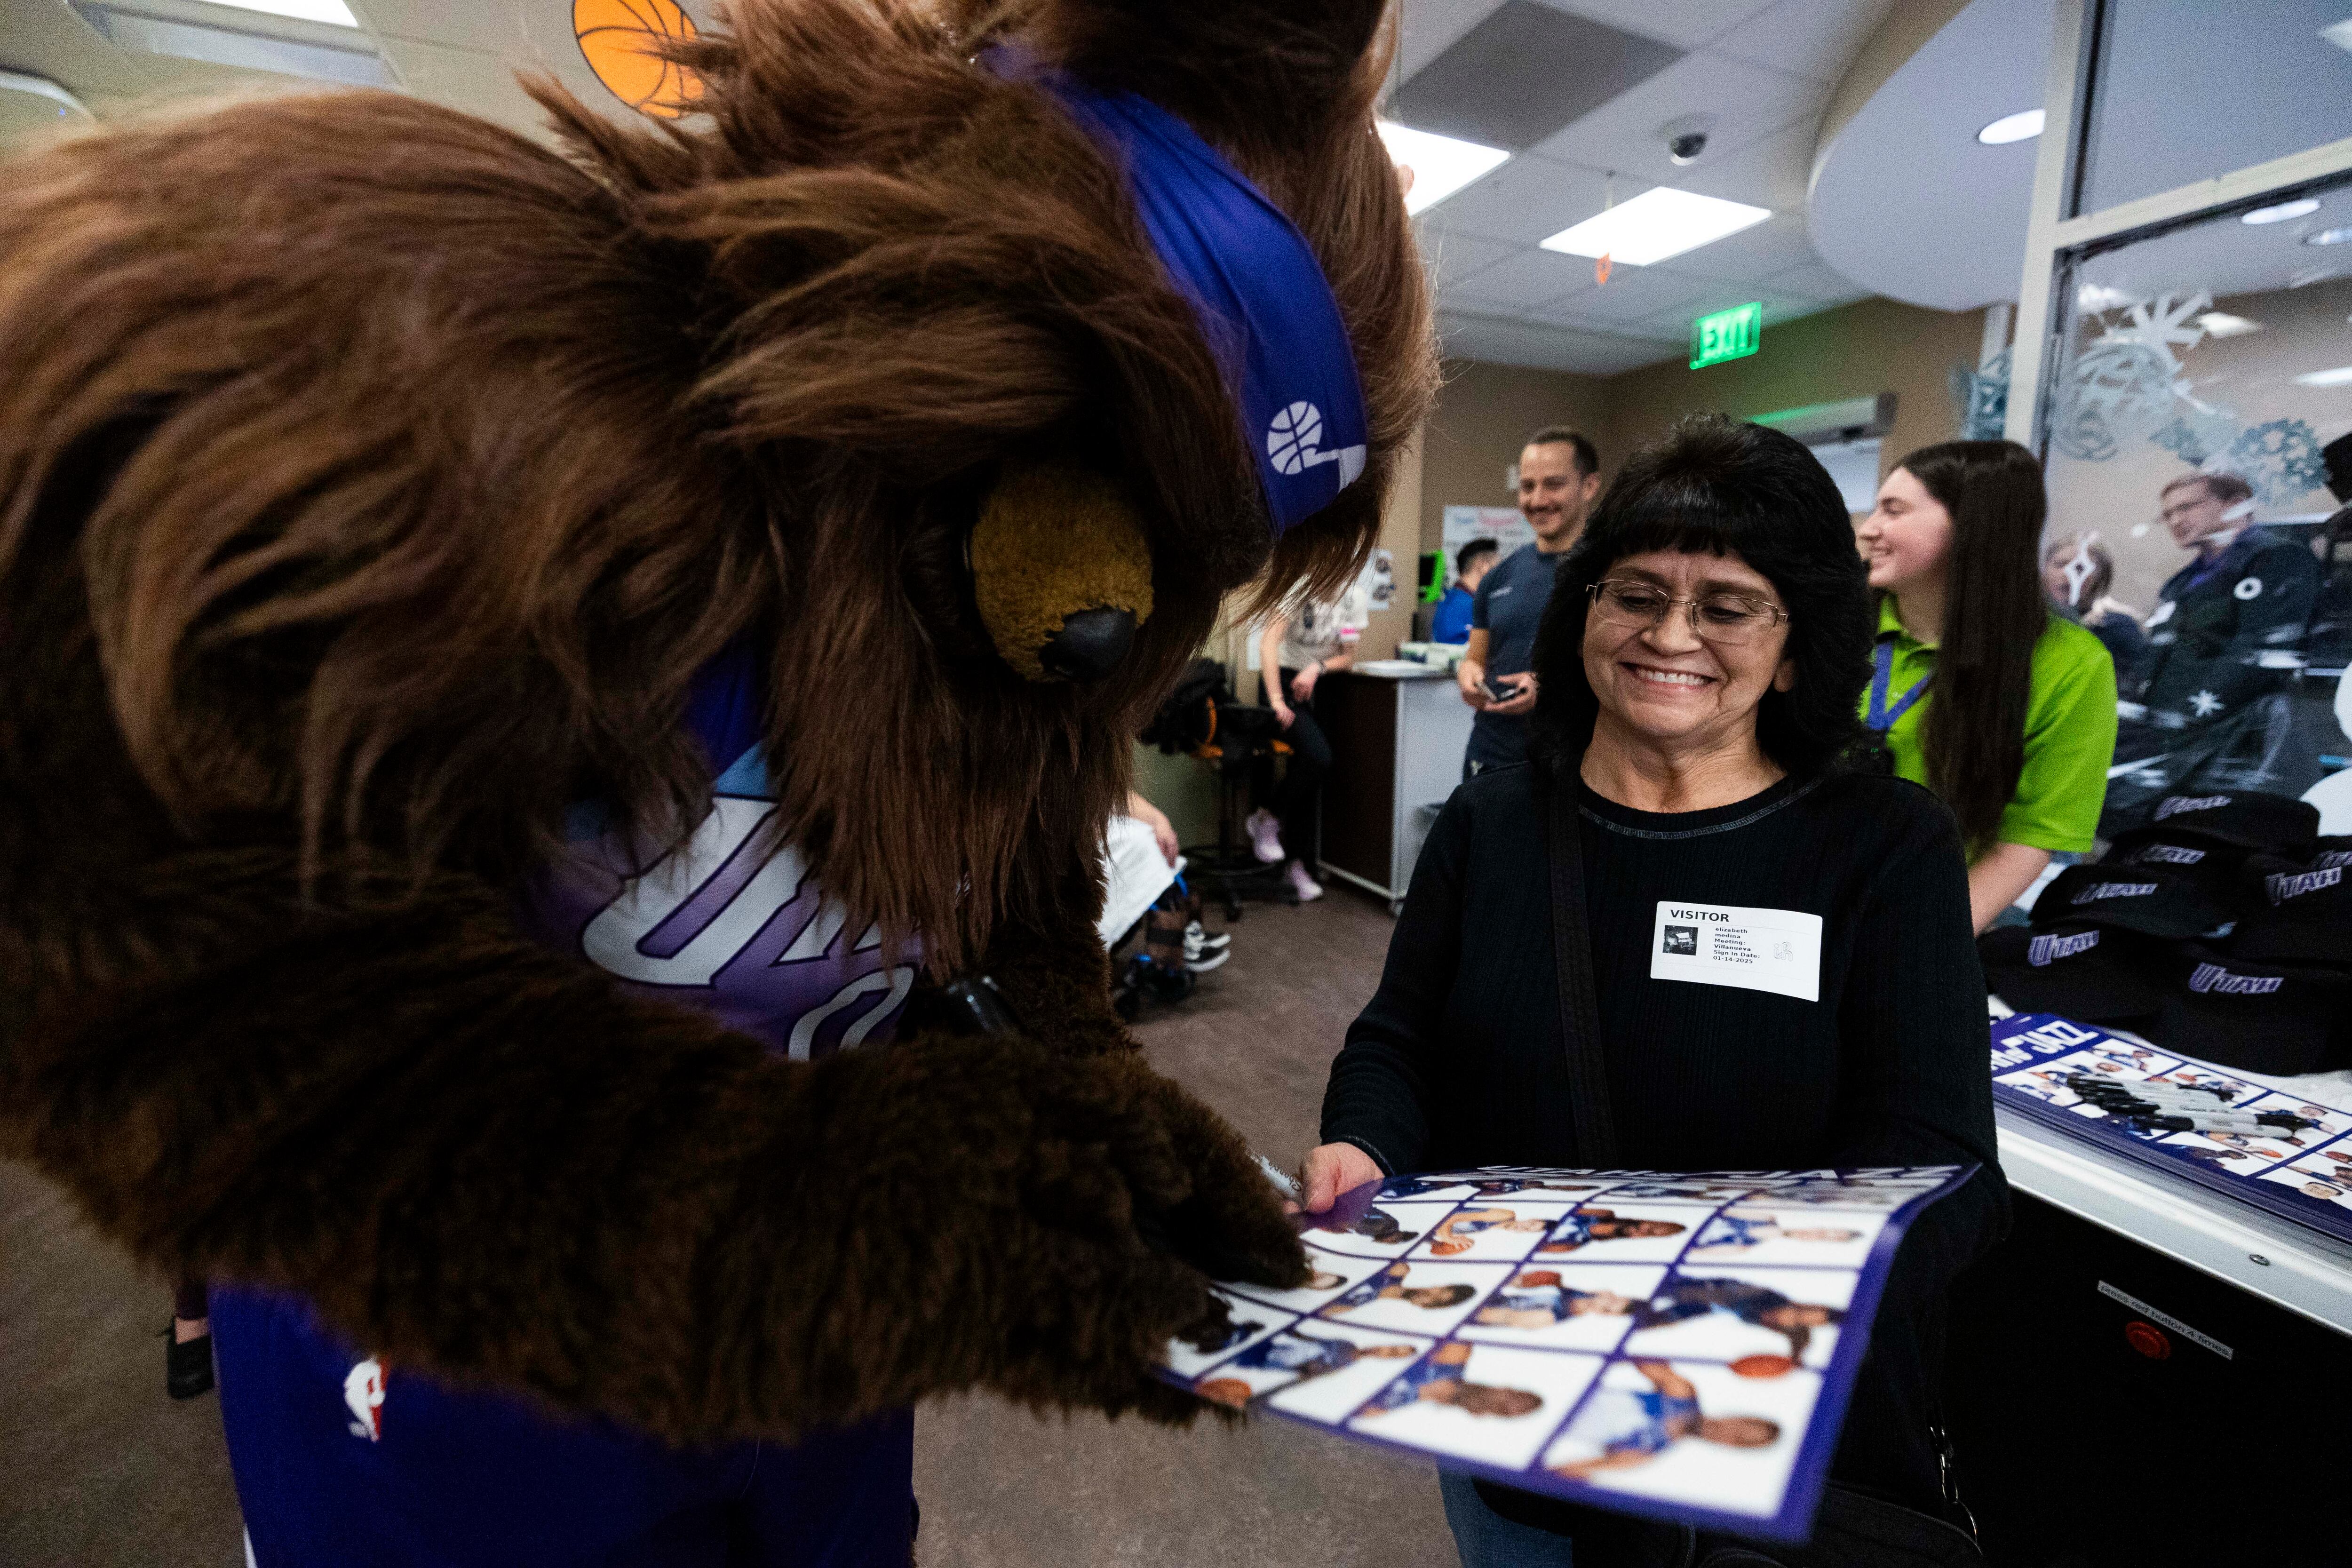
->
xmin=1690 ymin=301 xmax=1763 ymax=369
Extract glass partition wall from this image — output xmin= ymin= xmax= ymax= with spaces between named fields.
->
xmin=2009 ymin=0 xmax=2352 ymax=831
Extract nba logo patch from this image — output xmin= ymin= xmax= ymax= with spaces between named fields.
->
xmin=344 ymin=1356 xmax=386 ymax=1442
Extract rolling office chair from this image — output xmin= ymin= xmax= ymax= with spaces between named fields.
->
xmin=1138 ymin=659 xmax=1300 ymax=919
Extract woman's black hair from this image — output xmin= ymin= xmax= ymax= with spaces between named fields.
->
xmin=1893 ymin=439 xmax=2051 ymax=851
xmin=1529 ymin=414 xmax=1872 ymax=779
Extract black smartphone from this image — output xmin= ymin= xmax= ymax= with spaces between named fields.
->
xmin=1481 ymin=677 xmax=1522 ymax=703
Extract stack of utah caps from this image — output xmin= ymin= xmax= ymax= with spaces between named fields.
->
xmin=1984 ymin=791 xmax=2349 ymax=1074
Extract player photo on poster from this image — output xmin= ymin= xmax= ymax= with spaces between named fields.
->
xmin=1989 ymin=1014 xmax=2352 ymax=1246
xmin=1153 ymin=1164 xmax=1978 ymax=1542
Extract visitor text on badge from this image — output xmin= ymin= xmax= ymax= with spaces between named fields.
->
xmin=1649 ymin=900 xmax=1822 ymax=1003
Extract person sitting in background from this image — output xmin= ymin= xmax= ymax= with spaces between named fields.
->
xmin=1855 ymin=441 xmax=2117 ymax=931
xmin=1430 ymin=537 xmax=1498 ymax=644
xmin=1306 ymin=416 xmax=2006 ymax=1563
xmin=2131 ymin=470 xmax=2320 ymax=731
xmin=1456 ymin=427 xmax=1602 ymax=779
xmin=2042 ymin=532 xmax=2148 ymax=684
xmin=1244 ymin=599 xmax=1359 ymax=902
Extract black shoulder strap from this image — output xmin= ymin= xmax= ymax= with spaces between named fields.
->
xmin=1543 ymin=769 xmax=1619 ymax=1167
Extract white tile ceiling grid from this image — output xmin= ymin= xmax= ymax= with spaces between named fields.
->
xmin=1402 ymin=0 xmax=1892 ymax=373
xmin=5 ymin=0 xmax=1890 ymax=377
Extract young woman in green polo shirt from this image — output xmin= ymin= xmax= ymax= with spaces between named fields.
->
xmin=1855 ymin=440 xmax=2118 ymax=931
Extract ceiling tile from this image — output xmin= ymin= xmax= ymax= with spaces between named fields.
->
xmin=1415 ymin=229 xmax=1520 ymax=294
xmin=1707 ymin=0 xmax=1897 ymax=85
xmin=352 ymin=0 xmax=526 ymax=53
xmin=1438 ymin=309 xmax=1684 ymax=374
xmin=1528 ymin=0 xmax=1780 ymax=50
xmin=1670 ymin=120 xmax=1814 ymax=212
xmin=1447 ymin=246 xmax=1597 ymax=310
xmin=1395 ymin=0 xmax=1510 ymax=85
xmin=1528 ymin=49 xmax=1828 ymax=183
xmin=1766 ymin=259 xmax=1872 ymax=302
xmin=1651 ymin=212 xmax=1818 ymax=283
xmin=1393 ymin=0 xmax=1680 ymax=151
xmin=377 ymin=37 xmax=550 ymax=137
xmin=1421 ymin=154 xmax=1624 ymax=245
xmin=1532 ymin=263 xmax=1708 ymax=323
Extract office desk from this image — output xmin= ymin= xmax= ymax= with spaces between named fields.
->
xmin=1312 ymin=662 xmax=1474 ymax=912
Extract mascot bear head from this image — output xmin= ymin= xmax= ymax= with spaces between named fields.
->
xmin=0 ymin=0 xmax=1434 ymax=970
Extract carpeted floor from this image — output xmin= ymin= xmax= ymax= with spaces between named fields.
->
xmin=0 ymin=884 xmax=1456 ymax=1568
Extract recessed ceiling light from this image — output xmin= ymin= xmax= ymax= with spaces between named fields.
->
xmin=1377 ymin=122 xmax=1510 ymax=217
xmin=2196 ymin=311 xmax=2263 ymax=338
xmin=2293 ymin=365 xmax=2352 ymax=387
xmin=2324 ymin=17 xmax=2352 ymax=53
xmin=1540 ymin=187 xmax=1771 ymax=268
xmin=2243 ymin=198 xmax=2321 ymax=225
xmin=2305 ymin=226 xmax=2352 ymax=247
xmin=1977 ymin=109 xmax=2043 ymax=145
xmin=2076 ymin=283 xmax=2135 ymax=311
xmin=199 ymin=0 xmax=359 ymax=24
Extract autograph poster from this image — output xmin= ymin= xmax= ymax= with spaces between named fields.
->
xmin=1155 ymin=1164 xmax=1976 ymax=1543
xmin=1992 ymin=1012 xmax=2352 ymax=1246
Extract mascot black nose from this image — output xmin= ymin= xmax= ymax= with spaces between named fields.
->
xmin=1040 ymin=607 xmax=1136 ymax=682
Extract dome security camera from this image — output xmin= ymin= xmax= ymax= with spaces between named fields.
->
xmin=1660 ymin=113 xmax=1716 ymax=166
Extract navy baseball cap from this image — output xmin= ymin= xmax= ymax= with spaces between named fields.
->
xmin=2111 ymin=791 xmax=2320 ymax=857
xmin=1979 ymin=923 xmax=2163 ymax=1024
xmin=2036 ymin=864 xmax=2233 ymax=940
xmin=2229 ymin=852 xmax=2352 ymax=967
xmin=2156 ymin=942 xmax=2349 ymax=1075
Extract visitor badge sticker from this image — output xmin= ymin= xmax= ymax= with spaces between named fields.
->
xmin=1650 ymin=902 xmax=1822 ymax=1002
xmin=1158 ymin=1164 xmax=1977 ymax=1543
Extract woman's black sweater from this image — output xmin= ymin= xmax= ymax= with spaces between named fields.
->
xmin=1320 ymin=760 xmax=2009 ymax=1510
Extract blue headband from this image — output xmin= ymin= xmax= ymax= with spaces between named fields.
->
xmin=1000 ymin=57 xmax=1372 ymax=536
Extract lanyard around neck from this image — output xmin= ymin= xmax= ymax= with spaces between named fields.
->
xmin=1866 ymin=638 xmax=1932 ymax=732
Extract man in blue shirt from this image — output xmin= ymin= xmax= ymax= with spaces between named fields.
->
xmin=1456 ymin=427 xmax=1601 ymax=777
xmin=1430 ymin=538 xmax=1497 ymax=643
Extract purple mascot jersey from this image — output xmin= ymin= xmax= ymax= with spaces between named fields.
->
xmin=212 ymin=645 xmax=919 ymax=1568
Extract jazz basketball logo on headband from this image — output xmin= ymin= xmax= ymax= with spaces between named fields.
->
xmin=1267 ymin=401 xmax=1367 ymax=484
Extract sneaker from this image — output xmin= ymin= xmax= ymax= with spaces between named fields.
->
xmin=1245 ymin=808 xmax=1284 ymax=865
xmin=1285 ymin=860 xmax=1323 ymax=903
xmin=1183 ymin=920 xmax=1231 ymax=957
xmin=166 ymin=1327 xmax=215 ymax=1401
xmin=1182 ymin=920 xmax=1231 ymax=973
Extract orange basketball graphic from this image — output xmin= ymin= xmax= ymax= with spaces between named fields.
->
xmin=574 ymin=0 xmax=704 ymax=120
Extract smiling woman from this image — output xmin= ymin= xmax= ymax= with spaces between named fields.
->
xmin=1304 ymin=417 xmax=2008 ymax=1565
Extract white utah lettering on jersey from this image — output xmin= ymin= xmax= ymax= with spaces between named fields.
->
xmin=582 ymin=798 xmax=813 ymax=986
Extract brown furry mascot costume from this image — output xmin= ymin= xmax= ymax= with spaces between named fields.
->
xmin=0 ymin=0 xmax=1434 ymax=1560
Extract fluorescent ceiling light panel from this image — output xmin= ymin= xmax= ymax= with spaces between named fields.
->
xmin=72 ymin=3 xmax=390 ymax=85
xmin=1977 ymin=109 xmax=2043 ymax=145
xmin=1540 ymin=188 xmax=1771 ymax=268
xmin=2293 ymin=365 xmax=2352 ymax=387
xmin=1378 ymin=122 xmax=1510 ymax=216
xmin=2323 ymin=17 xmax=2352 ymax=53
xmin=201 ymin=0 xmax=358 ymax=23
xmin=2196 ymin=311 xmax=2263 ymax=338
xmin=2243 ymin=198 xmax=2321 ymax=225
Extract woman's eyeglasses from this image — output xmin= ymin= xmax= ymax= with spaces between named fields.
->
xmin=1586 ymin=579 xmax=1789 ymax=645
